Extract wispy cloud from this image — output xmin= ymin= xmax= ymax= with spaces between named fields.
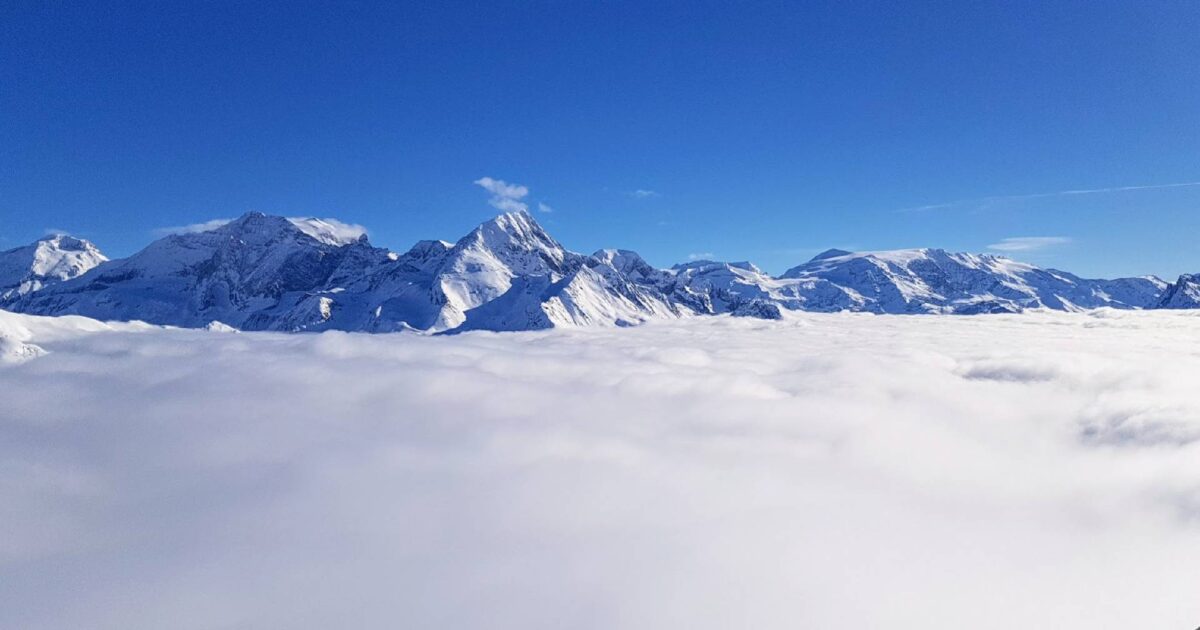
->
xmin=475 ymin=177 xmax=529 ymax=213
xmin=687 ymin=252 xmax=715 ymax=261
xmin=537 ymin=202 xmax=554 ymax=214
xmin=153 ymin=219 xmax=233 ymax=237
xmin=987 ymin=236 xmax=1072 ymax=252
xmin=901 ymin=180 xmax=1200 ymax=213
xmin=630 ymin=189 xmax=660 ymax=199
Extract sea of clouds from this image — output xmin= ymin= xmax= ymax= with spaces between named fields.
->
xmin=2 ymin=308 xmax=1199 ymax=629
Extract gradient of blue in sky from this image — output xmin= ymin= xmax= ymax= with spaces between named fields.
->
xmin=2 ymin=1 xmax=1198 ymax=277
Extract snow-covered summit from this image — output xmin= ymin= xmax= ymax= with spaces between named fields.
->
xmin=429 ymin=210 xmax=587 ymax=330
xmin=0 ymin=234 xmax=107 ymax=300
xmin=286 ymin=217 xmax=369 ymax=246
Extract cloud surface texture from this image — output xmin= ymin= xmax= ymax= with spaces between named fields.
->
xmin=2 ymin=309 xmax=1199 ymax=629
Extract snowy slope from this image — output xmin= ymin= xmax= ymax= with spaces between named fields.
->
xmin=0 ymin=234 xmax=107 ymax=300
xmin=454 ymin=260 xmax=681 ymax=332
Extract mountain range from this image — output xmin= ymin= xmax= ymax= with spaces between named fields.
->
xmin=1 ymin=210 xmax=1195 ymax=332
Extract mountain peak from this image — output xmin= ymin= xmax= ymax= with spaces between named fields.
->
xmin=214 ymin=212 xmax=294 ymax=235
xmin=0 ymin=233 xmax=108 ymax=300
xmin=478 ymin=209 xmax=541 ymax=236
xmin=809 ymin=248 xmax=853 ymax=262
xmin=199 ymin=213 xmax=370 ymax=248
xmin=462 ymin=210 xmax=564 ymax=257
xmin=37 ymin=233 xmax=94 ymax=249
xmin=1156 ymin=273 xmax=1200 ymax=309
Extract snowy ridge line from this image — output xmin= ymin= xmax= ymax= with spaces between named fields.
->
xmin=0 ymin=210 xmax=1195 ymax=332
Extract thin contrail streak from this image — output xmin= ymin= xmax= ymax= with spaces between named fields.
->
xmin=899 ymin=180 xmax=1200 ymax=213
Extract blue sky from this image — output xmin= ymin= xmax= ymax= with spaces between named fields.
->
xmin=2 ymin=1 xmax=1198 ymax=278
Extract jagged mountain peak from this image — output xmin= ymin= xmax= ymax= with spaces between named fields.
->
xmin=1156 ymin=273 xmax=1200 ymax=309
xmin=429 ymin=211 xmax=586 ymax=331
xmin=460 ymin=210 xmax=563 ymax=257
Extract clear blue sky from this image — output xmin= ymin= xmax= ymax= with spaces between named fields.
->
xmin=3 ymin=1 xmax=1198 ymax=278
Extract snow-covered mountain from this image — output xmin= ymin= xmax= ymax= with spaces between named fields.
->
xmin=0 ymin=234 xmax=107 ymax=300
xmin=267 ymin=211 xmax=680 ymax=333
xmin=1155 ymin=274 xmax=1200 ymax=309
xmin=7 ymin=213 xmax=390 ymax=329
xmin=779 ymin=248 xmax=1167 ymax=314
xmin=0 ymin=211 xmax=1179 ymax=332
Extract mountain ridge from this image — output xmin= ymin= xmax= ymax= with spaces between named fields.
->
xmin=1 ymin=211 xmax=1190 ymax=332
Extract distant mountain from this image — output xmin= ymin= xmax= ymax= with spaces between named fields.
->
xmin=0 ymin=211 xmax=1178 ymax=332
xmin=1155 ymin=274 xmax=1200 ymax=309
xmin=0 ymin=234 xmax=107 ymax=300
xmin=780 ymin=248 xmax=1166 ymax=314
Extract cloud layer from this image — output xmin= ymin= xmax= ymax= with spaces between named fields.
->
xmin=2 ymin=309 xmax=1200 ymax=629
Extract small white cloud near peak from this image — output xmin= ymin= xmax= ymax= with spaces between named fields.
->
xmin=153 ymin=219 xmax=234 ymax=237
xmin=687 ymin=252 xmax=715 ymax=261
xmin=475 ymin=177 xmax=530 ymax=213
xmin=630 ymin=189 xmax=660 ymax=199
xmin=537 ymin=202 xmax=555 ymax=214
xmin=987 ymin=236 xmax=1072 ymax=252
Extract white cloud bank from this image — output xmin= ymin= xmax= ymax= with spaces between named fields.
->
xmin=2 ymin=309 xmax=1200 ymax=629
xmin=987 ymin=236 xmax=1072 ymax=252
